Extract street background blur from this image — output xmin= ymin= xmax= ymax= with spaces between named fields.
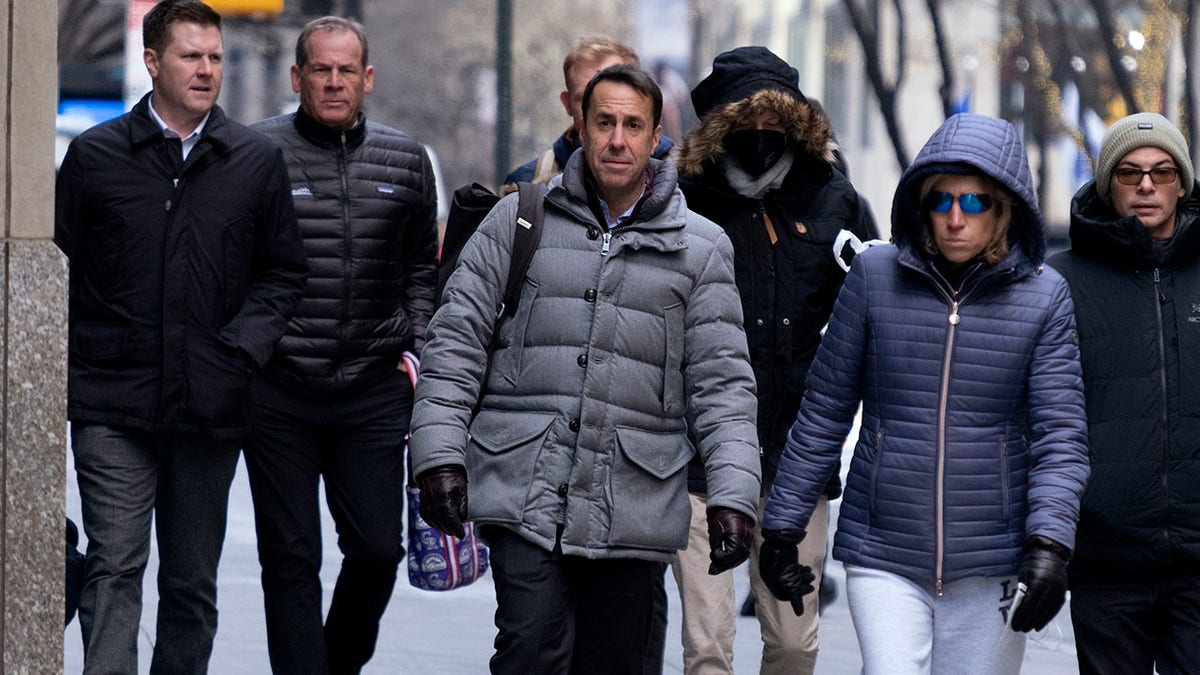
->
xmin=59 ymin=0 xmax=1200 ymax=246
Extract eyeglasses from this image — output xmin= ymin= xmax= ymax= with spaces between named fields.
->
xmin=923 ymin=191 xmax=994 ymax=214
xmin=1113 ymin=166 xmax=1179 ymax=186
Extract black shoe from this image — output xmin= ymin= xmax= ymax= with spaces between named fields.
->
xmin=818 ymin=575 xmax=838 ymax=615
xmin=739 ymin=592 xmax=756 ymax=617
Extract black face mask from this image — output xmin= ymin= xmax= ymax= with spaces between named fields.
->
xmin=722 ymin=129 xmax=788 ymax=176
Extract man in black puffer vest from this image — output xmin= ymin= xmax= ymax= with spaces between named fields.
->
xmin=1048 ymin=112 xmax=1200 ymax=675
xmin=249 ymin=16 xmax=438 ymax=675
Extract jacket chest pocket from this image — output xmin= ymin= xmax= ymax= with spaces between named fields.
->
xmin=662 ymin=302 xmax=685 ymax=415
xmin=492 ymin=277 xmax=540 ymax=390
xmin=781 ymin=218 xmax=844 ymax=282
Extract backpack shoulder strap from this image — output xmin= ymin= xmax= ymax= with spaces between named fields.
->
xmin=499 ymin=182 xmax=548 ymax=318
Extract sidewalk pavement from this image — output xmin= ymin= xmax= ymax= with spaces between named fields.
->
xmin=64 ymin=450 xmax=1081 ymax=674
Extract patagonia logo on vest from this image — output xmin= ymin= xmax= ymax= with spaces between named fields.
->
xmin=291 ymin=186 xmax=313 ymax=197
xmin=1190 ymin=302 xmax=1200 ymax=323
xmin=376 ymin=185 xmax=396 ymax=195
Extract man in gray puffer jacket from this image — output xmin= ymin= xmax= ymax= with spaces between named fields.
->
xmin=410 ymin=65 xmax=761 ymax=674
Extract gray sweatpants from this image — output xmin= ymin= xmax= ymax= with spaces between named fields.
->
xmin=845 ymin=564 xmax=1026 ymax=675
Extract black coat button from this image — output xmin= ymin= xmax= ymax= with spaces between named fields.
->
xmin=584 ymin=289 xmax=597 ymax=302
xmin=577 ymin=354 xmax=588 ymax=367
xmin=569 ymin=418 xmax=581 ymax=432
xmin=587 ymin=228 xmax=600 ymax=240
xmin=557 ymin=483 xmax=569 ymax=496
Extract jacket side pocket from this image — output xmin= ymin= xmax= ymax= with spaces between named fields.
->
xmin=465 ymin=410 xmax=556 ymax=523
xmin=608 ymin=426 xmax=693 ymax=550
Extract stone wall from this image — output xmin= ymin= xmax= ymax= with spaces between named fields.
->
xmin=2 ymin=1 xmax=65 ymax=671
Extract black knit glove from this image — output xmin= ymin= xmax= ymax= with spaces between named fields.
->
xmin=706 ymin=507 xmax=754 ymax=575
xmin=1010 ymin=535 xmax=1071 ymax=633
xmin=416 ymin=465 xmax=469 ymax=538
xmin=758 ymin=528 xmax=816 ymax=616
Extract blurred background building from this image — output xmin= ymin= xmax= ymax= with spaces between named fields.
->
xmin=57 ymin=0 xmax=1200 ymax=243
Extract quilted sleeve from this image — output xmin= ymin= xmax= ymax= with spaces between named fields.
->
xmin=1023 ymin=275 xmax=1090 ymax=550
xmin=763 ymin=252 xmax=871 ymax=530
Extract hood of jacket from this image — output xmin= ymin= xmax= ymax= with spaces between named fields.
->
xmin=676 ymin=88 xmax=835 ymax=177
xmin=1068 ymin=178 xmax=1200 ymax=268
xmin=891 ymin=113 xmax=1045 ymax=275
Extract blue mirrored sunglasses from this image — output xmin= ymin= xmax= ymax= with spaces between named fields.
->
xmin=924 ymin=191 xmax=994 ymax=214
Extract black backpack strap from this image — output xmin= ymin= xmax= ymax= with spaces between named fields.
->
xmin=498 ymin=181 xmax=548 ymax=318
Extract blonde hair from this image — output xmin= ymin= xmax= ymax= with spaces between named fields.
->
xmin=562 ymin=37 xmax=639 ymax=88
xmin=918 ymin=173 xmax=1013 ymax=266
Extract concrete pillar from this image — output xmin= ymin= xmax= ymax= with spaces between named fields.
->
xmin=1 ymin=0 xmax=66 ymax=671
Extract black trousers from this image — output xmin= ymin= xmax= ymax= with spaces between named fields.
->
xmin=1070 ymin=567 xmax=1200 ymax=675
xmin=485 ymin=525 xmax=668 ymax=675
xmin=245 ymin=371 xmax=411 ymax=675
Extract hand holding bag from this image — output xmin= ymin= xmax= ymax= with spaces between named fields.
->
xmin=401 ymin=351 xmax=490 ymax=591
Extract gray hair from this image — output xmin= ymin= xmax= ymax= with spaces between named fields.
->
xmin=296 ymin=16 xmax=368 ymax=68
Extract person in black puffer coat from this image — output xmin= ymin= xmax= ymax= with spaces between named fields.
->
xmin=671 ymin=46 xmax=877 ymax=675
xmin=1047 ymin=112 xmax=1200 ymax=675
xmin=247 ymin=17 xmax=438 ymax=675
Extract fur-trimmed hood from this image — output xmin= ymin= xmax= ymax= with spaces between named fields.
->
xmin=676 ymin=89 xmax=837 ymax=176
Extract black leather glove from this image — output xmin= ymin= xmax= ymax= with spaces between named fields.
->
xmin=416 ymin=465 xmax=469 ymax=539
xmin=706 ymin=507 xmax=754 ymax=575
xmin=1010 ymin=534 xmax=1071 ymax=633
xmin=758 ymin=528 xmax=816 ymax=616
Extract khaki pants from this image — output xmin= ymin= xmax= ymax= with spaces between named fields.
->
xmin=671 ymin=488 xmax=829 ymax=675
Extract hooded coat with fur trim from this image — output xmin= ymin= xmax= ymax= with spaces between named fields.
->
xmin=677 ymin=88 xmax=876 ymax=489
xmin=763 ymin=113 xmax=1090 ymax=586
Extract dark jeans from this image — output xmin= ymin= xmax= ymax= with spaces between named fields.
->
xmin=1071 ymin=567 xmax=1200 ymax=675
xmin=72 ymin=424 xmax=240 ymax=675
xmin=244 ymin=371 xmax=410 ymax=675
xmin=485 ymin=525 xmax=666 ymax=675
xmin=647 ymin=570 xmax=667 ymax=674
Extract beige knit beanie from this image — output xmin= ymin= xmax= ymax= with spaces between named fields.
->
xmin=1096 ymin=112 xmax=1194 ymax=204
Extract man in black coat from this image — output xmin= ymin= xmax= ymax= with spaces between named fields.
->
xmin=1047 ymin=112 xmax=1200 ymax=675
xmin=672 ymin=46 xmax=877 ymax=675
xmin=247 ymin=16 xmax=439 ymax=675
xmin=54 ymin=2 xmax=307 ymax=672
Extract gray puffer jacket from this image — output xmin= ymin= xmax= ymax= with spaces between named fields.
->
xmin=410 ymin=152 xmax=761 ymax=561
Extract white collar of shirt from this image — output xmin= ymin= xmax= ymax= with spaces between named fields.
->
xmin=148 ymin=97 xmax=210 ymax=161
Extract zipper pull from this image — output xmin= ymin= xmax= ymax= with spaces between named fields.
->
xmin=936 ymin=578 xmax=944 ymax=596
xmin=948 ymin=301 xmax=960 ymax=325
xmin=601 ymin=231 xmax=612 ymax=256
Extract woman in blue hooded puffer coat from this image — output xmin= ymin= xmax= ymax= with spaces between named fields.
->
xmin=758 ymin=114 xmax=1091 ymax=675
